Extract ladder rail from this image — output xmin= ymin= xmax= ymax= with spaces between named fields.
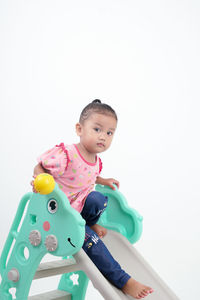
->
xmin=0 ymin=192 xmax=32 ymax=277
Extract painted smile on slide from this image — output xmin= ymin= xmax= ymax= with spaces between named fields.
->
xmin=67 ymin=237 xmax=76 ymax=248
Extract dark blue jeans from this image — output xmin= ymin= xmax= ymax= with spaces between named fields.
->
xmin=81 ymin=191 xmax=131 ymax=289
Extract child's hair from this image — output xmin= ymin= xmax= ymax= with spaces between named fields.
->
xmin=79 ymin=99 xmax=118 ymax=124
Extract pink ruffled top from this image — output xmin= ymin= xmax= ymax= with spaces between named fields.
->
xmin=37 ymin=143 xmax=103 ymax=213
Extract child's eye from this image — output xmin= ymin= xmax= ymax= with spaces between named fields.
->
xmin=94 ymin=128 xmax=101 ymax=132
xmin=107 ymin=131 xmax=113 ymax=136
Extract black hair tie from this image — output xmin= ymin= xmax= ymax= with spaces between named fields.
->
xmin=92 ymin=99 xmax=101 ymax=104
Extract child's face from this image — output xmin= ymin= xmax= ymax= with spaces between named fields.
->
xmin=76 ymin=113 xmax=117 ymax=154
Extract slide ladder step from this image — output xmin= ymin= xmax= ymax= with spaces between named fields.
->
xmin=34 ymin=258 xmax=78 ymax=280
xmin=28 ymin=290 xmax=71 ymax=300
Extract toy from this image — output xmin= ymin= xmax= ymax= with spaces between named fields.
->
xmin=0 ymin=174 xmax=85 ymax=300
xmin=0 ymin=175 xmax=179 ymax=300
xmin=33 ymin=173 xmax=55 ymax=194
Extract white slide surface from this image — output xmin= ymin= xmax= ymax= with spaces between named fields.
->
xmin=98 ymin=230 xmax=180 ymax=300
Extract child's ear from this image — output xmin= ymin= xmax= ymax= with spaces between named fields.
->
xmin=75 ymin=122 xmax=82 ymax=136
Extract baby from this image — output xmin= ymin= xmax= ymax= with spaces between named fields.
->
xmin=32 ymin=99 xmax=153 ymax=299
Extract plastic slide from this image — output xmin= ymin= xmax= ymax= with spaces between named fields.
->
xmin=100 ymin=229 xmax=179 ymax=300
xmin=0 ymin=175 xmax=179 ymax=300
xmin=89 ymin=185 xmax=179 ymax=300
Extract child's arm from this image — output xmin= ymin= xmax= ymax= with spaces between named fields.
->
xmin=33 ymin=163 xmax=48 ymax=176
xmin=95 ymin=176 xmax=119 ymax=190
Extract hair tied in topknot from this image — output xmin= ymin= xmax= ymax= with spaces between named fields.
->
xmin=92 ymin=99 xmax=101 ymax=104
xmin=79 ymin=99 xmax=117 ymax=123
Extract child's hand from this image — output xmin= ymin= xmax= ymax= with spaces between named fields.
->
xmin=30 ymin=175 xmax=37 ymax=193
xmin=103 ymin=178 xmax=120 ymax=190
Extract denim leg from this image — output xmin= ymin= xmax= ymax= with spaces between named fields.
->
xmin=81 ymin=191 xmax=108 ymax=226
xmin=83 ymin=225 xmax=131 ymax=289
xmin=81 ymin=191 xmax=131 ymax=289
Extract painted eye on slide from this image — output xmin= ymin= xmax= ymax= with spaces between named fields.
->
xmin=47 ymin=199 xmax=58 ymax=214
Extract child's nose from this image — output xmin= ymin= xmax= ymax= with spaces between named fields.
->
xmin=99 ymin=132 xmax=106 ymax=140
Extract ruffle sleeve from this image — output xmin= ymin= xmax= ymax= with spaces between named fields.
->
xmin=37 ymin=143 xmax=69 ymax=178
xmin=99 ymin=157 xmax=103 ymax=174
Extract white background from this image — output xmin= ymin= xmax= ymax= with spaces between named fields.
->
xmin=0 ymin=1 xmax=200 ymax=299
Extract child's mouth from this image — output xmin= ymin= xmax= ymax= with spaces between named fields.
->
xmin=97 ymin=143 xmax=105 ymax=148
